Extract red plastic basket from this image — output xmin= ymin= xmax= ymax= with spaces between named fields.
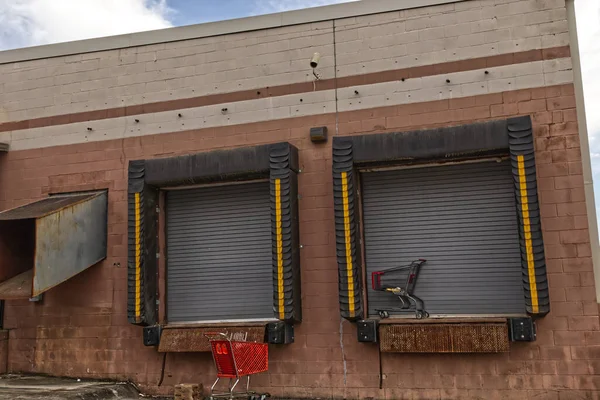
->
xmin=210 ymin=340 xmax=268 ymax=378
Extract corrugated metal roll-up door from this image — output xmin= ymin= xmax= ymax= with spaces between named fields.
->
xmin=166 ymin=181 xmax=273 ymax=323
xmin=361 ymin=160 xmax=525 ymax=316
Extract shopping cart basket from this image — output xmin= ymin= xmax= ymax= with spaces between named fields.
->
xmin=371 ymin=258 xmax=429 ymax=319
xmin=205 ymin=332 xmax=270 ymax=400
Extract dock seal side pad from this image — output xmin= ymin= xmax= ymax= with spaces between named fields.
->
xmin=508 ymin=116 xmax=549 ymax=317
xmin=333 ymin=139 xmax=363 ymax=321
xmin=270 ymin=143 xmax=301 ymax=322
xmin=127 ymin=160 xmax=158 ymax=326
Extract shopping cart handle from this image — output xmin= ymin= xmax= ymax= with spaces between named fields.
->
xmin=372 ymin=271 xmax=384 ymax=290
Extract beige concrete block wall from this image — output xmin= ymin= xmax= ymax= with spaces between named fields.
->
xmin=335 ymin=0 xmax=569 ymax=76
xmin=0 ymin=22 xmax=335 ymax=122
xmin=0 ymin=0 xmax=571 ymax=128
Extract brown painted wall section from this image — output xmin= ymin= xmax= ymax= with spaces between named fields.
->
xmin=1 ymin=84 xmax=599 ymax=399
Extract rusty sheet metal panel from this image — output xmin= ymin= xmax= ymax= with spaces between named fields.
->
xmin=33 ymin=192 xmax=107 ymax=296
xmin=380 ymin=323 xmax=509 ymax=353
xmin=158 ymin=326 xmax=266 ymax=353
xmin=0 ymin=194 xmax=95 ymax=220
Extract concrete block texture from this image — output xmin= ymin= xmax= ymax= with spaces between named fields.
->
xmin=0 ymin=84 xmax=598 ymax=400
xmin=0 ymin=0 xmax=569 ymax=123
xmin=0 ymin=1 xmax=594 ymax=399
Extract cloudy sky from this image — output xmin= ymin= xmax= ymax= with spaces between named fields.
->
xmin=0 ymin=0 xmax=599 ymax=219
xmin=0 ymin=0 xmax=354 ymax=48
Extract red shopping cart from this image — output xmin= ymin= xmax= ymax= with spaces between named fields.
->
xmin=206 ymin=332 xmax=270 ymax=400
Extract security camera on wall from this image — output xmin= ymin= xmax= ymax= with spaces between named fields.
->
xmin=311 ymin=52 xmax=321 ymax=80
xmin=310 ymin=52 xmax=321 ymax=68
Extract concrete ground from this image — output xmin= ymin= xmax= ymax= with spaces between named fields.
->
xmin=0 ymin=374 xmax=167 ymax=399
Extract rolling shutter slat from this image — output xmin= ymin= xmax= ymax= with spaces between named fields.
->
xmin=362 ymin=161 xmax=525 ymax=316
xmin=166 ymin=182 xmax=273 ymax=322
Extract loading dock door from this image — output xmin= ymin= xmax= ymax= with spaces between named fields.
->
xmin=361 ymin=161 xmax=525 ymax=316
xmin=166 ymin=181 xmax=273 ymax=323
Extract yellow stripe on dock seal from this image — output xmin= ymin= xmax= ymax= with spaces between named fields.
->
xmin=341 ymin=172 xmax=355 ymax=318
xmin=135 ymin=192 xmax=142 ymax=321
xmin=275 ymin=179 xmax=285 ymax=320
xmin=517 ymin=155 xmax=538 ymax=314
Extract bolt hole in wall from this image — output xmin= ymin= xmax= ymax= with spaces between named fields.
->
xmin=360 ymin=159 xmax=527 ymax=319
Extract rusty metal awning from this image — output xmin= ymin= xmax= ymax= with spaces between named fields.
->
xmin=0 ymin=192 xmax=107 ymax=299
xmin=0 ymin=194 xmax=97 ymax=221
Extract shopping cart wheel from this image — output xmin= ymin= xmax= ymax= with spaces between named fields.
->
xmin=249 ymin=394 xmax=270 ymax=400
xmin=424 ymin=312 xmax=430 ymax=318
xmin=415 ymin=311 xmax=425 ymax=319
xmin=378 ymin=310 xmax=390 ymax=319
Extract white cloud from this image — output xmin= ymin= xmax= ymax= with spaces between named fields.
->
xmin=0 ymin=0 xmax=173 ymax=50
xmin=253 ymin=0 xmax=357 ymax=14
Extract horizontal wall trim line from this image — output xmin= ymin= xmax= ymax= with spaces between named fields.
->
xmin=2 ymin=83 xmax=573 ymax=153
xmin=0 ymin=46 xmax=570 ymax=135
